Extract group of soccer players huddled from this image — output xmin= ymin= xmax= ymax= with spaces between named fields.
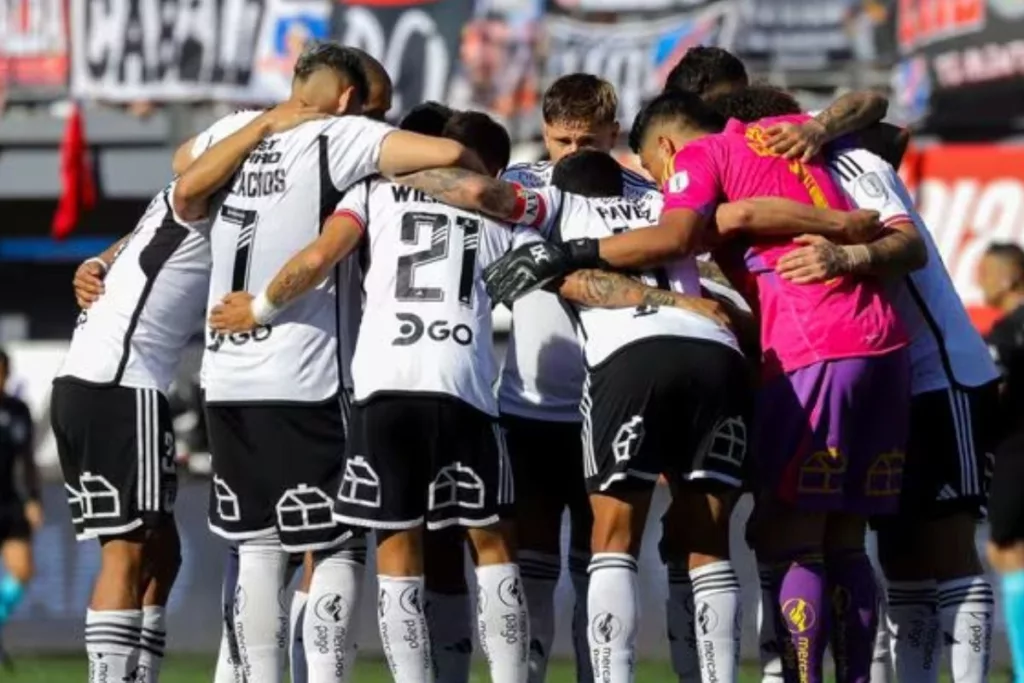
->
xmin=39 ymin=37 xmax=1024 ymax=683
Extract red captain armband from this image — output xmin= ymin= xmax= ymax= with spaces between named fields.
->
xmin=508 ymin=183 xmax=546 ymax=227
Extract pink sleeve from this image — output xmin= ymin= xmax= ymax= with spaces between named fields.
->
xmin=661 ymin=143 xmax=722 ymax=216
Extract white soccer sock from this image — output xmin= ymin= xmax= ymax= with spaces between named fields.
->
xmin=303 ymin=547 xmax=365 ymax=683
xmin=378 ymin=575 xmax=433 ymax=683
xmin=588 ymin=553 xmax=639 ymax=683
xmin=425 ymin=590 xmax=473 ymax=683
xmin=138 ymin=605 xmax=167 ymax=683
xmin=756 ymin=564 xmax=783 ymax=683
xmin=886 ymin=581 xmax=939 ymax=683
xmin=290 ymin=590 xmax=309 ymax=683
xmin=690 ymin=561 xmax=741 ymax=683
xmin=938 ymin=576 xmax=994 ymax=683
xmin=236 ymin=537 xmax=290 ymax=683
xmin=666 ymin=562 xmax=700 ymax=683
xmin=519 ymin=550 xmax=559 ymax=683
xmin=85 ymin=608 xmax=142 ymax=683
xmin=476 ymin=563 xmax=529 ymax=683
xmin=570 ymin=552 xmax=595 ymax=683
xmin=872 ymin=593 xmax=892 ymax=683
xmin=215 ymin=546 xmax=244 ymax=683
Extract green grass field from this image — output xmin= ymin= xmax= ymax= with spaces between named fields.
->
xmin=0 ymin=656 xmax=987 ymax=682
xmin=0 ymin=655 xmax=686 ymax=682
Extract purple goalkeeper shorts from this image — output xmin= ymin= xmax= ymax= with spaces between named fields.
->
xmin=753 ymin=350 xmax=910 ymax=515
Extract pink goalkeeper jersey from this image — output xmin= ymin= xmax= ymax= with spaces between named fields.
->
xmin=663 ymin=115 xmax=907 ymax=375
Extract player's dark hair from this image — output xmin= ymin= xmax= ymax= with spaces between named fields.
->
xmin=986 ymin=243 xmax=1024 ymax=276
xmin=399 ymin=101 xmax=455 ymax=136
xmin=442 ymin=111 xmax=511 ymax=176
xmin=705 ymin=85 xmax=802 ymax=122
xmin=351 ymin=48 xmax=392 ymax=120
xmin=664 ymin=46 xmax=749 ymax=97
xmin=293 ymin=42 xmax=369 ymax=104
xmin=542 ymin=73 xmax=618 ymax=126
xmin=628 ymin=90 xmax=726 ymax=153
xmin=552 ymin=150 xmax=624 ymax=198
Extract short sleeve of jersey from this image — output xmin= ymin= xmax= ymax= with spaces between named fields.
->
xmin=514 ymin=185 xmax=563 ymax=238
xmin=324 ymin=117 xmax=395 ymax=190
xmin=190 ymin=110 xmax=262 ymax=159
xmin=500 ymin=162 xmax=550 ymax=189
xmin=331 ymin=180 xmax=371 ymax=232
xmin=661 ymin=143 xmax=722 ymax=216
xmin=830 ymin=151 xmax=912 ymax=228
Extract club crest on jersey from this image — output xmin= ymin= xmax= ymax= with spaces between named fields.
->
xmin=667 ymin=171 xmax=689 ymax=194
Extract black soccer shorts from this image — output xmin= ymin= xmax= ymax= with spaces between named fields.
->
xmin=581 ymin=337 xmax=752 ymax=496
xmin=206 ymin=399 xmax=353 ymax=553
xmin=333 ymin=394 xmax=514 ymax=531
xmin=51 ymin=379 xmax=177 ymax=541
xmin=871 ymin=381 xmax=999 ymax=530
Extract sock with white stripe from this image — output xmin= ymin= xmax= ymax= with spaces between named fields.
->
xmin=215 ymin=546 xmax=244 ymax=683
xmin=304 ymin=546 xmax=365 ymax=683
xmin=872 ymin=595 xmax=892 ymax=683
xmin=666 ymin=562 xmax=700 ymax=683
xmin=756 ymin=564 xmax=784 ymax=683
xmin=519 ymin=550 xmax=559 ymax=683
xmin=425 ymin=590 xmax=472 ymax=683
xmin=378 ymin=575 xmax=432 ymax=683
xmin=588 ymin=553 xmax=639 ymax=683
xmin=938 ymin=576 xmax=994 ymax=683
xmin=570 ymin=551 xmax=595 ymax=683
xmin=475 ymin=563 xmax=529 ymax=683
xmin=690 ymin=561 xmax=741 ymax=683
xmin=290 ymin=590 xmax=308 ymax=683
xmin=138 ymin=605 xmax=167 ymax=683
xmin=886 ymin=581 xmax=940 ymax=683
xmin=85 ymin=608 xmax=142 ymax=683
xmin=235 ymin=537 xmax=290 ymax=683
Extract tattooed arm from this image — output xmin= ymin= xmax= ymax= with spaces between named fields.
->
xmin=814 ymin=90 xmax=889 ymax=140
xmin=208 ymin=213 xmax=364 ymax=333
xmin=764 ymin=90 xmax=889 ymax=162
xmin=395 ymin=167 xmax=520 ymax=221
xmin=774 ymin=220 xmax=926 ymax=285
xmin=556 ymin=269 xmax=737 ymax=330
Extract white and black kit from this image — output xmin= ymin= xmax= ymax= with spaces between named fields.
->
xmin=828 ymin=148 xmax=1001 ymax=522
xmin=201 ymin=115 xmax=396 ymax=551
xmin=331 ymin=178 xmax=535 ymax=531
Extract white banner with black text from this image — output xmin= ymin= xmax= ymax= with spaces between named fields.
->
xmin=70 ymin=0 xmax=331 ymax=102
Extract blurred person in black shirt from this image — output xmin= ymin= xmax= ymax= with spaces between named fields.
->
xmin=981 ymin=243 xmax=1024 ymax=679
xmin=0 ymin=348 xmax=40 ymax=647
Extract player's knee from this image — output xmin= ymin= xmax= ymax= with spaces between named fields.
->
xmin=3 ymin=542 xmax=33 ymax=583
xmin=987 ymin=539 xmax=1024 ymax=572
xmin=467 ymin=522 xmax=516 ymax=566
xmin=589 ymin=493 xmax=648 ymax=557
xmin=99 ymin=536 xmax=147 ymax=580
xmin=922 ymin=513 xmax=983 ymax=580
xmin=377 ymin=528 xmax=424 ymax=577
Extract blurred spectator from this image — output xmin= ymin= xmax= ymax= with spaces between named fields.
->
xmin=980 ymin=243 xmax=1024 ymax=435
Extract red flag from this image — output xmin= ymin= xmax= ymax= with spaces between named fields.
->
xmin=52 ymin=103 xmax=96 ymax=240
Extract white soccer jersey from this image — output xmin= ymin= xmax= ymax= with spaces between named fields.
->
xmin=526 ymin=187 xmax=740 ymax=367
xmin=339 ymin=178 xmax=539 ymax=417
xmin=497 ymin=161 xmax=663 ymax=421
xmin=58 ymin=111 xmax=261 ymax=394
xmin=828 ymin=148 xmax=999 ymax=394
xmin=202 ymin=115 xmax=395 ymax=404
